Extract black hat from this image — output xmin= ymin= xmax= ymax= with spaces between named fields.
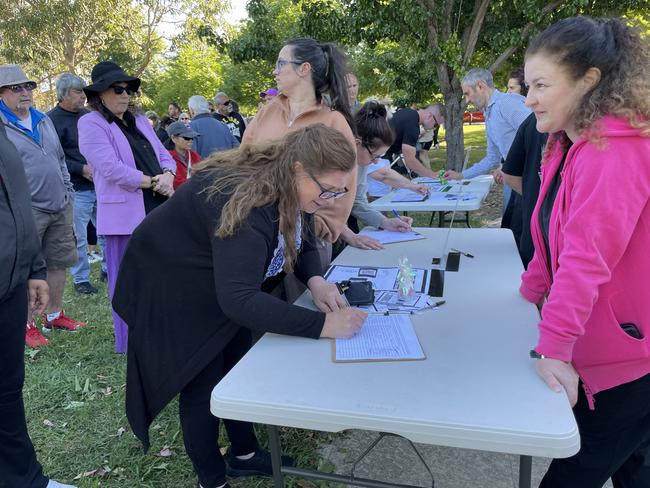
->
xmin=84 ymin=61 xmax=141 ymax=94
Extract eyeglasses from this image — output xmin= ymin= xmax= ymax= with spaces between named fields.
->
xmin=308 ymin=173 xmax=348 ymax=200
xmin=221 ymin=100 xmax=231 ymax=106
xmin=181 ymin=136 xmax=194 ymax=141
xmin=180 ymin=117 xmax=190 ymax=121
xmin=275 ymin=58 xmax=302 ymax=71
xmin=6 ymin=82 xmax=37 ymax=93
xmin=111 ymin=85 xmax=135 ymax=96
xmin=363 ymin=143 xmax=383 ymax=163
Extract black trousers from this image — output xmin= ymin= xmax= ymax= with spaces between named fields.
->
xmin=179 ymin=327 xmax=258 ymax=488
xmin=0 ymin=283 xmax=47 ymax=488
xmin=541 ymin=373 xmax=650 ymax=488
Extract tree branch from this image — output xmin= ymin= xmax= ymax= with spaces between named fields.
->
xmin=488 ymin=0 xmax=564 ymax=72
xmin=461 ymin=0 xmax=490 ymax=67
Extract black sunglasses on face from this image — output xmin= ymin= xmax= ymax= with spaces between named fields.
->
xmin=181 ymin=136 xmax=194 ymax=141
xmin=7 ymin=82 xmax=37 ymax=93
xmin=308 ymin=173 xmax=348 ymax=200
xmin=111 ymin=85 xmax=135 ymax=96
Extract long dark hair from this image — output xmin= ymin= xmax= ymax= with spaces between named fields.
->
xmin=284 ymin=37 xmax=354 ymax=133
xmin=199 ymin=124 xmax=356 ymax=272
xmin=527 ymin=16 xmax=650 ymax=139
xmin=354 ymin=101 xmax=394 ymax=151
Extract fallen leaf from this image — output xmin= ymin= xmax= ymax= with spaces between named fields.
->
xmin=116 ymin=427 xmax=126 ymax=437
xmin=152 ymin=424 xmax=161 ymax=430
xmin=43 ymin=419 xmax=55 ymax=427
xmin=73 ymin=466 xmax=110 ymax=479
xmin=219 ymin=447 xmax=228 ymax=456
xmin=102 ymin=386 xmax=113 ymax=396
xmin=64 ymin=401 xmax=85 ymax=410
xmin=158 ymin=446 xmax=173 ymax=457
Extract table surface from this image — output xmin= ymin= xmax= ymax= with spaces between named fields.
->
xmin=370 ymin=175 xmax=493 ymax=212
xmin=211 ymin=228 xmax=580 ymax=459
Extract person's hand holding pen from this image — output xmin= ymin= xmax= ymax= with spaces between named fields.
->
xmin=380 ymin=210 xmax=413 ymax=232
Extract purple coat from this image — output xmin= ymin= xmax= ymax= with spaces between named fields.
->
xmin=78 ymin=111 xmax=176 ymax=235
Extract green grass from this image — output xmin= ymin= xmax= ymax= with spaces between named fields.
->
xmin=25 ymin=124 xmax=488 ymax=487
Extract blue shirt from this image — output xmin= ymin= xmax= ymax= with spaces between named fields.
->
xmin=463 ymin=90 xmax=531 ymax=179
xmin=190 ymin=113 xmax=239 ymax=159
xmin=0 ymin=100 xmax=45 ymax=145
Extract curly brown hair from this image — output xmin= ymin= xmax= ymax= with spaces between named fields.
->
xmin=197 ymin=124 xmax=356 ymax=272
xmin=526 ymin=16 xmax=650 ymax=141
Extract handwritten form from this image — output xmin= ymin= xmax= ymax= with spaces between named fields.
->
xmin=334 ymin=314 xmax=425 ymax=362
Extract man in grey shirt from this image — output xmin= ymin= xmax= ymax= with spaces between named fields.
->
xmin=0 ymin=64 xmax=86 ymax=343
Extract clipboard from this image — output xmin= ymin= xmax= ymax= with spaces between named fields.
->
xmin=331 ymin=314 xmax=427 ymax=363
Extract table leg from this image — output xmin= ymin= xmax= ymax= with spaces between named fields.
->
xmin=267 ymin=424 xmax=285 ymax=488
xmin=518 ymin=455 xmax=532 ymax=488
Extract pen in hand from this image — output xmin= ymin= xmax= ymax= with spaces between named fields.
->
xmin=391 ymin=209 xmax=405 ymax=222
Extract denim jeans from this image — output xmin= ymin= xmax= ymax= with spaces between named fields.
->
xmin=69 ymin=190 xmax=106 ymax=283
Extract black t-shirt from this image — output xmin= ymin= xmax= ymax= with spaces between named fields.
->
xmin=114 ymin=112 xmax=167 ymax=214
xmin=214 ymin=112 xmax=246 ymax=143
xmin=502 ymin=113 xmax=548 ymax=267
xmin=384 ymin=108 xmax=420 ymax=161
xmin=539 ymin=146 xmax=570 ymax=275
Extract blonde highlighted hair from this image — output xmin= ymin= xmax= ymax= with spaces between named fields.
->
xmin=197 ymin=124 xmax=355 ymax=272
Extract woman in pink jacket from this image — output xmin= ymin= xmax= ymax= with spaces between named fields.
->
xmin=78 ymin=62 xmax=176 ymax=353
xmin=522 ymin=17 xmax=650 ymax=486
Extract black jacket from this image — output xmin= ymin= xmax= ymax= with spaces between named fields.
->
xmin=113 ymin=171 xmax=325 ymax=450
xmin=47 ymin=105 xmax=93 ymax=192
xmin=0 ymin=123 xmax=46 ymax=301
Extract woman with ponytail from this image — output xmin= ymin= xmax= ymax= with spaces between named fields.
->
xmin=521 ymin=16 xmax=650 ymax=486
xmin=243 ymin=38 xmax=357 ymax=245
xmin=340 ymin=101 xmax=430 ymax=250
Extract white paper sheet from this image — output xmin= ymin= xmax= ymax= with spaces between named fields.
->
xmin=391 ymin=188 xmax=428 ymax=202
xmin=325 ymin=265 xmax=429 ymax=292
xmin=358 ymin=228 xmax=426 ymax=245
xmin=334 ymin=314 xmax=425 ymax=361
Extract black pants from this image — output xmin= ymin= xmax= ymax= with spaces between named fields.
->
xmin=541 ymin=373 xmax=650 ymax=487
xmin=179 ymin=328 xmax=258 ymax=488
xmin=0 ymin=283 xmax=47 ymax=488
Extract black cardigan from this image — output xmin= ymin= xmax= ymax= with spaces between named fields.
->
xmin=112 ymin=170 xmax=326 ymax=450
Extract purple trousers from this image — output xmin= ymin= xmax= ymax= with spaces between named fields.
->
xmin=104 ymin=235 xmax=131 ymax=354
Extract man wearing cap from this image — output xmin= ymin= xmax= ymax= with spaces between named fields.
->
xmin=166 ymin=121 xmax=201 ymax=189
xmin=48 ymin=73 xmax=107 ymax=296
xmin=187 ymin=95 xmax=239 ymax=159
xmin=0 ymin=64 xmax=86 ymax=346
xmin=213 ymin=92 xmax=246 ymax=143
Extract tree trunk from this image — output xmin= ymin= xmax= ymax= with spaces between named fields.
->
xmin=438 ymin=66 xmax=465 ymax=172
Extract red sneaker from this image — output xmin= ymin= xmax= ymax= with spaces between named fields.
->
xmin=42 ymin=311 xmax=87 ymax=331
xmin=26 ymin=322 xmax=49 ymax=348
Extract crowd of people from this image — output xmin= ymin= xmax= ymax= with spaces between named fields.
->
xmin=1 ymin=15 xmax=649 ymax=488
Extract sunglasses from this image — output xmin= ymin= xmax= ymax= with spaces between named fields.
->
xmin=308 ymin=173 xmax=348 ymax=200
xmin=6 ymin=82 xmax=37 ymax=93
xmin=111 ymin=85 xmax=136 ymax=96
xmin=181 ymin=136 xmax=194 ymax=141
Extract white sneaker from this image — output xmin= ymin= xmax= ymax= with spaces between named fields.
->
xmin=47 ymin=480 xmax=78 ymax=488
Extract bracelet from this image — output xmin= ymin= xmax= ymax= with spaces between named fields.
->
xmin=163 ymin=168 xmax=176 ymax=177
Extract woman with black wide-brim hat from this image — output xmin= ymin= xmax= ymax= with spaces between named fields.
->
xmin=77 ymin=61 xmax=177 ymax=354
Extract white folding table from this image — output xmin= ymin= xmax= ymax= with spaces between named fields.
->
xmin=369 ymin=176 xmax=494 ymax=227
xmin=211 ymin=228 xmax=579 ymax=488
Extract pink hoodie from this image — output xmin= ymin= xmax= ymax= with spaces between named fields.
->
xmin=520 ymin=115 xmax=650 ymax=408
